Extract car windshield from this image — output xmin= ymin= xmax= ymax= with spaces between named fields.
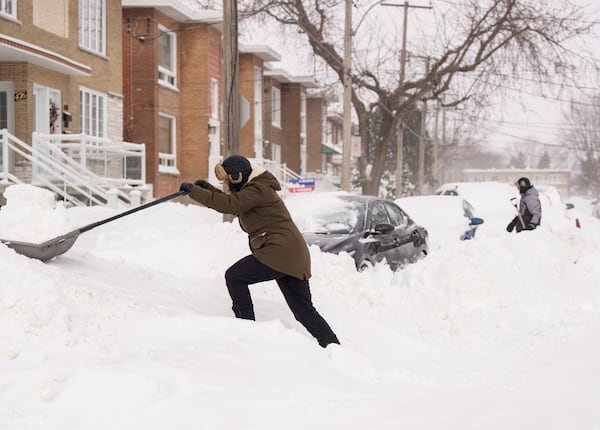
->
xmin=286 ymin=194 xmax=365 ymax=234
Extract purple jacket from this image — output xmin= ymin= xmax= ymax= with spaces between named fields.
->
xmin=520 ymin=186 xmax=542 ymax=226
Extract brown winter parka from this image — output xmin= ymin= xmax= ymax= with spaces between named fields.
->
xmin=188 ymin=169 xmax=311 ymax=280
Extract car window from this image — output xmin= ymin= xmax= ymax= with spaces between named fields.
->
xmin=462 ymin=200 xmax=474 ymax=219
xmin=289 ymin=196 xmax=365 ymax=234
xmin=384 ymin=202 xmax=405 ymax=227
xmin=370 ymin=203 xmax=390 ymax=229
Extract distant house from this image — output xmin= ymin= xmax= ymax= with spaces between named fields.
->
xmin=262 ymin=68 xmax=316 ymax=176
xmin=122 ymin=0 xmax=221 ymax=197
xmin=238 ymin=45 xmax=280 ymax=162
xmin=462 ymin=168 xmax=571 ymax=197
xmin=322 ymin=114 xmax=344 ymax=176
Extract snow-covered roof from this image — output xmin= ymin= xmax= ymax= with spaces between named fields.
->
xmin=122 ymin=0 xmax=222 ymax=23
xmin=239 ymin=45 xmax=281 ymax=62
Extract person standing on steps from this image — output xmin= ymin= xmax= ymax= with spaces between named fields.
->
xmin=506 ymin=177 xmax=542 ymax=233
xmin=179 ymin=155 xmax=340 ymax=348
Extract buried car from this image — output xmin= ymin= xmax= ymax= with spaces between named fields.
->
xmin=285 ymin=192 xmax=428 ymax=271
xmin=395 ymin=195 xmax=484 ymax=249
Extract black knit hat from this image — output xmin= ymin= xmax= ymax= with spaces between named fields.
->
xmin=516 ymin=177 xmax=531 ymax=193
xmin=222 ymin=155 xmax=251 ymax=180
xmin=215 ymin=155 xmax=252 ymax=192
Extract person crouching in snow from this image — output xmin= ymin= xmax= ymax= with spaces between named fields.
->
xmin=179 ymin=155 xmax=340 ymax=348
xmin=506 ymin=177 xmax=542 ymax=233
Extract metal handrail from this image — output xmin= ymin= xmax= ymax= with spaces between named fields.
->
xmin=32 ymin=134 xmax=135 ymax=204
xmin=1 ymin=129 xmax=147 ymax=207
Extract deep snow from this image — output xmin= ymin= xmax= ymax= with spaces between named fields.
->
xmin=1 ymin=184 xmax=600 ymax=430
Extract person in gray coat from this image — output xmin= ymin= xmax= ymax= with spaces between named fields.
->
xmin=507 ymin=177 xmax=542 ymax=233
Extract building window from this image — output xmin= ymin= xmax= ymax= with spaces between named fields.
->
xmin=0 ymin=0 xmax=15 ymax=18
xmin=272 ymin=87 xmax=281 ymax=128
xmin=79 ymin=0 xmax=106 ymax=55
xmin=210 ymin=78 xmax=218 ymax=119
xmin=271 ymin=143 xmax=281 ymax=164
xmin=254 ymin=67 xmax=262 ymax=158
xmin=300 ymin=93 xmax=307 ymax=174
xmin=79 ymin=86 xmax=106 ymax=137
xmin=158 ymin=113 xmax=178 ymax=174
xmin=549 ymin=174 xmax=561 ymax=184
xmin=158 ymin=26 xmax=177 ymax=89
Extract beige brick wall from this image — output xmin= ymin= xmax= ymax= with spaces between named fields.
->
xmin=33 ymin=0 xmax=69 ymax=38
xmin=1 ymin=0 xmax=123 ymax=143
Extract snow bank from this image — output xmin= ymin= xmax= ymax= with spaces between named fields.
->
xmin=0 ymin=185 xmax=73 ymax=242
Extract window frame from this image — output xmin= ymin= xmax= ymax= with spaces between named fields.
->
xmin=271 ymin=86 xmax=281 ymax=128
xmin=79 ymin=0 xmax=106 ymax=56
xmin=158 ymin=25 xmax=177 ymax=89
xmin=210 ymin=78 xmax=219 ymax=119
xmin=253 ymin=67 xmax=262 ymax=157
xmin=158 ymin=112 xmax=179 ymax=175
xmin=79 ymin=86 xmax=106 ymax=138
xmin=0 ymin=0 xmax=16 ymax=19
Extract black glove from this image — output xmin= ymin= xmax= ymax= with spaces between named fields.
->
xmin=506 ymin=218 xmax=516 ymax=233
xmin=194 ymin=179 xmax=209 ymax=189
xmin=179 ymin=182 xmax=194 ymax=194
xmin=526 ymin=223 xmax=536 ymax=230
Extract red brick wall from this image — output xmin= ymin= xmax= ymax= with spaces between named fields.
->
xmin=122 ymin=8 xmax=160 ymax=191
xmin=123 ymin=9 xmax=221 ymax=197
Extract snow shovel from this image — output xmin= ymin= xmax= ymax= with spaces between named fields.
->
xmin=510 ymin=197 xmax=526 ymax=230
xmin=0 ymin=190 xmax=187 ymax=262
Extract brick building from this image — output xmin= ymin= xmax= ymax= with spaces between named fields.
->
xmin=122 ymin=1 xmax=221 ymax=197
xmin=238 ymin=45 xmax=280 ymax=162
xmin=262 ymin=68 xmax=315 ymax=176
xmin=1 ymin=0 xmax=123 ymax=151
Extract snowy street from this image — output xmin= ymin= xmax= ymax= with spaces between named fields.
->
xmin=1 ymin=185 xmax=600 ymax=429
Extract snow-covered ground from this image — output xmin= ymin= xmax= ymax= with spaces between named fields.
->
xmin=1 ymin=184 xmax=600 ymax=430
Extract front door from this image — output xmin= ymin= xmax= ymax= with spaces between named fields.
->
xmin=33 ymin=84 xmax=61 ymax=135
xmin=0 ymin=81 xmax=15 ymax=172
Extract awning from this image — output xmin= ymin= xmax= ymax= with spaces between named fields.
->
xmin=322 ymin=143 xmax=342 ymax=154
xmin=0 ymin=35 xmax=91 ymax=76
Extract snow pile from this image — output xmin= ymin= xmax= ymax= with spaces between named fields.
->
xmin=1 ymin=185 xmax=600 ymax=429
xmin=0 ymin=184 xmax=73 ymax=242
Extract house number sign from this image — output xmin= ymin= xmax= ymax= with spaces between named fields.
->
xmin=14 ymin=91 xmax=27 ymax=101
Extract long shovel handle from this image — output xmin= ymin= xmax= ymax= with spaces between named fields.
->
xmin=510 ymin=198 xmax=526 ymax=229
xmin=79 ymin=190 xmax=187 ymax=234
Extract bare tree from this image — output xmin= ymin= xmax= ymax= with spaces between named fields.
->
xmin=563 ymin=94 xmax=600 ymax=195
xmin=240 ymin=0 xmax=597 ymax=195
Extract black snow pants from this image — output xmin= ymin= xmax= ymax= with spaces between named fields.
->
xmin=224 ymin=255 xmax=340 ymax=348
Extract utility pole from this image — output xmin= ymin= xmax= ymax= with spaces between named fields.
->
xmin=341 ymin=0 xmax=352 ymax=191
xmin=433 ymin=99 xmax=440 ymax=188
xmin=222 ymin=0 xmax=239 ymax=222
xmin=222 ymin=0 xmax=239 ymax=159
xmin=385 ymin=1 xmax=432 ymax=198
xmin=417 ymin=56 xmax=430 ymax=194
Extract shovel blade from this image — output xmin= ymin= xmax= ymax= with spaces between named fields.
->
xmin=0 ymin=230 xmax=81 ymax=261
